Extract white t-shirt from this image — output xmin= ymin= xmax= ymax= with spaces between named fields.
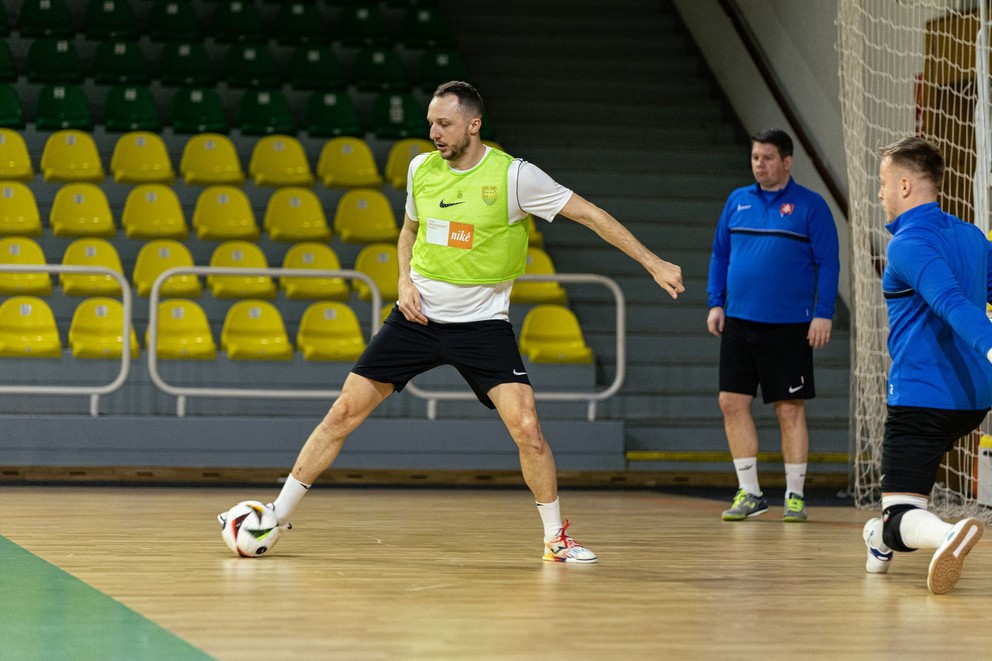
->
xmin=404 ymin=147 xmax=573 ymax=323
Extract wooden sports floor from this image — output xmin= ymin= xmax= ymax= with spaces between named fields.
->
xmin=3 ymin=486 xmax=992 ymax=660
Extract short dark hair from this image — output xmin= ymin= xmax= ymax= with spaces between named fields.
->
xmin=751 ymin=128 xmax=794 ymax=159
xmin=433 ymin=80 xmax=485 ymax=119
xmin=879 ymin=136 xmax=944 ymax=189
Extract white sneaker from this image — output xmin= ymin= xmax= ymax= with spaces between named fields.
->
xmin=927 ymin=517 xmax=983 ymax=594
xmin=863 ymin=517 xmax=892 ymax=574
xmin=542 ymin=520 xmax=597 ymax=564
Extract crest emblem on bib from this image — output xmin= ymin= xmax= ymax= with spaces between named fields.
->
xmin=481 ymin=185 xmax=498 ymax=206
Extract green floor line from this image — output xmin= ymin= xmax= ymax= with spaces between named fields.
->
xmin=0 ymin=535 xmax=213 ymax=661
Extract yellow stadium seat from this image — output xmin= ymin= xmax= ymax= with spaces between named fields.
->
xmin=121 ymin=184 xmax=188 ymax=240
xmin=221 ymin=299 xmax=293 ymax=360
xmin=510 ymin=247 xmax=567 ymax=304
xmin=133 ymin=239 xmax=201 ymax=298
xmin=147 ymin=299 xmax=216 ymax=360
xmin=40 ymin=130 xmax=105 ymax=182
xmin=333 ymin=188 xmax=399 ymax=244
xmin=207 ymin=240 xmax=276 ymax=299
xmin=249 ymin=134 xmax=315 ymax=187
xmin=110 ymin=131 xmax=175 ymax=184
xmin=0 ymin=236 xmax=51 ymax=295
xmin=192 ymin=185 xmax=259 ymax=240
xmin=50 ymin=183 xmax=115 ymax=238
xmin=316 ymin=136 xmax=383 ymax=188
xmin=280 ymin=242 xmax=349 ymax=300
xmin=59 ymin=237 xmax=124 ymax=296
xmin=0 ymin=295 xmax=61 ymax=357
xmin=179 ymin=133 xmax=245 ymax=185
xmin=518 ymin=304 xmax=593 ymax=364
xmin=0 ymin=182 xmax=42 ymax=236
xmin=263 ymin=187 xmax=331 ymax=242
xmin=0 ymin=129 xmax=35 ymax=181
xmin=353 ymin=242 xmax=398 ymax=301
xmin=527 ymin=215 xmax=543 ymax=248
xmin=384 ymin=138 xmax=433 ymax=189
xmin=68 ymin=297 xmax=139 ymax=359
xmin=297 ymin=301 xmax=366 ymax=361
xmin=483 ymin=140 xmax=505 ymax=152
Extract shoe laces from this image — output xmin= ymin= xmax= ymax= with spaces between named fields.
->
xmin=785 ymin=494 xmax=804 ymax=511
xmin=550 ymin=520 xmax=579 ymax=548
xmin=732 ymin=489 xmax=751 ymax=507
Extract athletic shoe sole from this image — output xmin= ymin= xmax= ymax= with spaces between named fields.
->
xmin=927 ymin=518 xmax=983 ymax=594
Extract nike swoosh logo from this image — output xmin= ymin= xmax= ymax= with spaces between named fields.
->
xmin=788 ymin=384 xmax=804 ymax=393
xmin=513 ymin=369 xmax=527 ymax=376
xmin=439 ymin=200 xmax=465 ymax=208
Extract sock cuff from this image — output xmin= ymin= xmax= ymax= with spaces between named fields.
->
xmin=536 ymin=497 xmax=560 ymax=508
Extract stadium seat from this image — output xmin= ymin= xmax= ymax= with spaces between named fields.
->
xmin=510 ymin=247 xmax=568 ymax=304
xmin=399 ymin=7 xmax=454 ymax=48
xmin=207 ymin=240 xmax=276 ymax=299
xmin=50 ymin=183 xmax=115 ymax=237
xmin=158 ymin=42 xmax=213 ymax=87
xmin=84 ymin=0 xmax=138 ymax=39
xmin=92 ymin=40 xmax=150 ymax=85
xmin=238 ymin=88 xmax=295 ymax=136
xmin=371 ymin=92 xmax=424 ymax=140
xmin=17 ymin=0 xmax=74 ymax=37
xmin=263 ymin=187 xmax=330 ymax=242
xmin=0 ymin=296 xmax=61 ymax=357
xmin=289 ymin=44 xmax=344 ymax=90
xmin=518 ymin=305 xmax=593 ymax=364
xmin=305 ymin=90 xmax=362 ymax=138
xmin=0 ymin=129 xmax=34 ymax=181
xmin=416 ymin=48 xmax=469 ymax=92
xmin=133 ymin=239 xmax=200 ymax=297
xmin=352 ymin=47 xmax=408 ymax=92
xmin=274 ymin=2 xmax=329 ymax=44
xmin=170 ymin=87 xmax=227 ymax=134
xmin=333 ymin=188 xmax=399 ymax=244
xmin=26 ymin=37 xmax=84 ymax=83
xmin=221 ymin=299 xmax=292 ymax=360
xmin=249 ymin=135 xmax=313 ymax=187
xmin=147 ymin=0 xmax=201 ymax=41
xmin=316 ymin=136 xmax=383 ymax=188
xmin=384 ymin=138 xmax=433 ymax=189
xmin=353 ymin=242 xmax=398 ymax=301
xmin=103 ymin=85 xmax=161 ymax=133
xmin=225 ymin=43 xmax=280 ymax=88
xmin=280 ymin=242 xmax=348 ymax=300
xmin=0 ymin=182 xmax=42 ymax=235
xmin=338 ymin=4 xmax=391 ymax=47
xmin=59 ymin=237 xmax=125 ymax=296
xmin=0 ymin=236 xmax=51 ymax=295
xmin=297 ymin=301 xmax=365 ymax=361
xmin=0 ymin=41 xmax=16 ymax=82
xmin=192 ymin=186 xmax=259 ymax=241
xmin=40 ymin=130 xmax=104 ymax=182
xmin=110 ymin=131 xmax=174 ymax=183
xmin=68 ymin=297 xmax=139 ymax=359
xmin=148 ymin=299 xmax=216 ymax=359
xmin=179 ymin=133 xmax=244 ymax=185
xmin=210 ymin=0 xmax=266 ymax=43
xmin=35 ymin=84 xmax=92 ymax=131
xmin=121 ymin=184 xmax=188 ymax=239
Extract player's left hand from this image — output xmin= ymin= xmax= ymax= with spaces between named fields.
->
xmin=808 ymin=317 xmax=832 ymax=349
xmin=652 ymin=259 xmax=685 ymax=300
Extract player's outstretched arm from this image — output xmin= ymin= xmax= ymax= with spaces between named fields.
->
xmin=558 ymin=192 xmax=685 ymax=299
xmin=396 ymin=215 xmax=427 ymax=325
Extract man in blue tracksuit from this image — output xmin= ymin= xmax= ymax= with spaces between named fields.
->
xmin=707 ymin=129 xmax=839 ymax=523
xmin=862 ymin=136 xmax=992 ymax=594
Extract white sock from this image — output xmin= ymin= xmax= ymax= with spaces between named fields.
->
xmin=896 ymin=508 xmax=952 ymax=549
xmin=536 ymin=497 xmax=563 ymax=541
xmin=272 ymin=474 xmax=310 ymax=524
xmin=733 ymin=457 xmax=760 ymax=495
xmin=784 ymin=463 xmax=807 ymax=498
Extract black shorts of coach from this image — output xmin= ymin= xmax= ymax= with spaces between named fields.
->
xmin=351 ymin=307 xmax=531 ymax=409
xmin=881 ymin=405 xmax=989 ymax=495
xmin=718 ymin=316 xmax=815 ymax=404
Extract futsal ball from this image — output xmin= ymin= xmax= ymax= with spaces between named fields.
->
xmin=219 ymin=500 xmax=283 ymax=557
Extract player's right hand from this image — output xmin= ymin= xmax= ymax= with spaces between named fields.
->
xmin=707 ymin=306 xmax=725 ymax=337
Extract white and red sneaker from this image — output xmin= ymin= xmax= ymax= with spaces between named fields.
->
xmin=542 ymin=520 xmax=597 ymax=564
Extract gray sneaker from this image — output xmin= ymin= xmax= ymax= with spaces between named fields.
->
xmin=721 ymin=488 xmax=768 ymax=521
xmin=783 ymin=493 xmax=808 ymax=522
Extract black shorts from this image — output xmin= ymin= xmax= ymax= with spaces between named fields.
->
xmin=719 ymin=317 xmax=815 ymax=404
xmin=351 ymin=307 xmax=531 ymax=409
xmin=881 ymin=405 xmax=989 ymax=495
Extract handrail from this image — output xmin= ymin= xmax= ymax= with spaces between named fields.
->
xmin=0 ymin=264 xmax=132 ymax=417
xmin=147 ymin=266 xmax=381 ymax=416
xmin=405 ymin=273 xmax=626 ymax=422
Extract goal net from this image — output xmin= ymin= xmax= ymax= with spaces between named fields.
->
xmin=838 ymin=0 xmax=992 ymax=520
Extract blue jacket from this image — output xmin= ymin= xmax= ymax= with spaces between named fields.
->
xmin=707 ymin=178 xmax=839 ymax=323
xmin=883 ymin=202 xmax=992 ymax=409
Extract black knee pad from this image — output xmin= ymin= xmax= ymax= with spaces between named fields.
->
xmin=882 ymin=503 xmax=919 ymax=552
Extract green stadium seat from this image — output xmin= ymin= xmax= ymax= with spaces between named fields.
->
xmin=210 ymin=0 xmax=266 ymax=43
xmin=84 ymin=0 xmax=138 ymax=39
xmin=26 ymin=37 xmax=84 ymax=83
xmin=288 ymin=44 xmax=345 ymax=90
xmin=304 ymin=90 xmax=362 ymax=138
xmin=92 ymin=40 xmax=150 ymax=85
xmin=399 ymin=7 xmax=454 ymax=48
xmin=416 ymin=48 xmax=469 ymax=92
xmin=0 ymin=41 xmax=16 ymax=82
xmin=170 ymin=87 xmax=228 ymax=134
xmin=35 ymin=84 xmax=92 ymax=131
xmin=0 ymin=84 xmax=24 ymax=129
xmin=103 ymin=85 xmax=161 ymax=132
xmin=224 ymin=42 xmax=280 ymax=88
xmin=338 ymin=4 xmax=391 ymax=47
xmin=238 ymin=88 xmax=295 ymax=136
xmin=17 ymin=0 xmax=74 ymax=38
xmin=370 ymin=92 xmax=423 ymax=140
xmin=147 ymin=0 xmax=201 ymax=41
xmin=273 ymin=2 xmax=328 ymax=44
xmin=352 ymin=47 xmax=408 ymax=92
xmin=157 ymin=41 xmax=214 ymax=87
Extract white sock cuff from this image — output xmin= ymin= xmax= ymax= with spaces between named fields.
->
xmin=286 ymin=474 xmax=312 ymax=490
xmin=881 ymin=494 xmax=928 ymax=510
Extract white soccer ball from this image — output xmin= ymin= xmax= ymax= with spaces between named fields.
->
xmin=219 ymin=500 xmax=284 ymax=557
